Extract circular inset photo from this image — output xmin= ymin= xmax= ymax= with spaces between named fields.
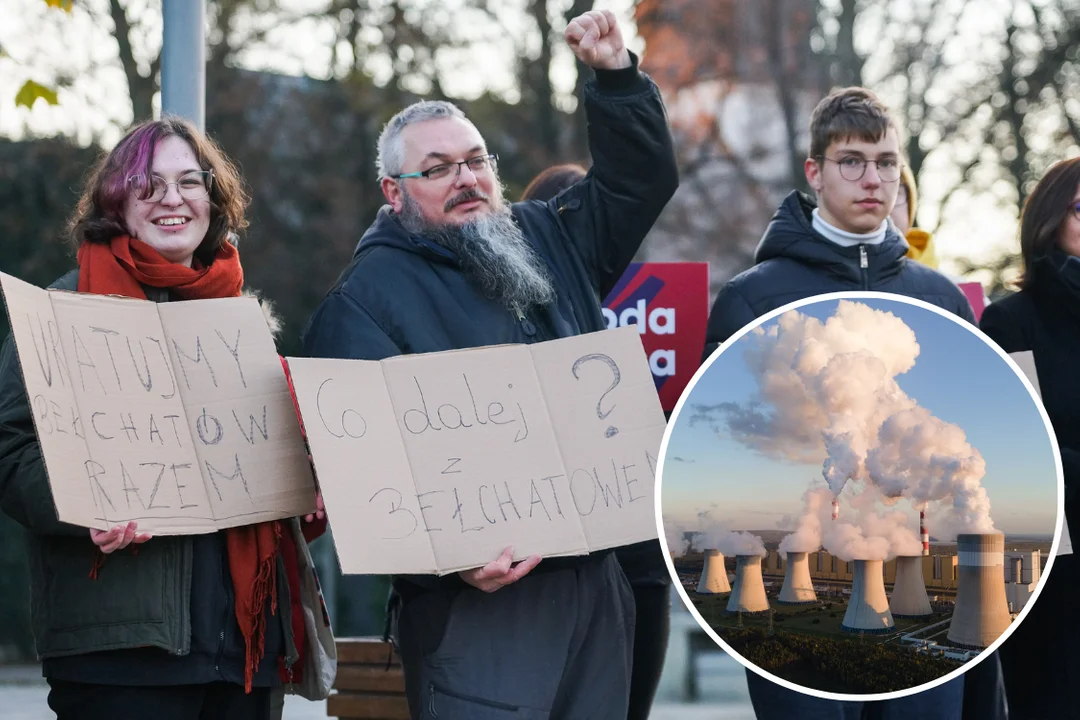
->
xmin=658 ymin=292 xmax=1063 ymax=700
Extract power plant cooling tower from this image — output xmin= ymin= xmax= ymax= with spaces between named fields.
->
xmin=890 ymin=555 xmax=932 ymax=617
xmin=947 ymin=533 xmax=1012 ymax=649
xmin=841 ymin=559 xmax=895 ymax=634
xmin=725 ymin=555 xmax=770 ymax=614
xmin=696 ymin=549 xmax=731 ymax=594
xmin=778 ymin=551 xmax=818 ymax=604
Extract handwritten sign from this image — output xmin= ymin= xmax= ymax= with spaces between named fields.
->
xmin=0 ymin=272 xmax=317 ymax=534
xmin=286 ymin=326 xmax=665 ymax=575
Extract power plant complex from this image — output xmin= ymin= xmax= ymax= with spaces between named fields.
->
xmin=690 ymin=528 xmax=1036 ymax=655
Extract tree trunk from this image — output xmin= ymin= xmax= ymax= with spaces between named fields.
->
xmin=109 ymin=0 xmax=158 ymax=122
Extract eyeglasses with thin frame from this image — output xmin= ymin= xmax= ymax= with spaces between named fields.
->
xmin=392 ymin=153 xmax=499 ymax=182
xmin=817 ymin=155 xmax=902 ymax=183
xmin=127 ymin=170 xmax=214 ymax=203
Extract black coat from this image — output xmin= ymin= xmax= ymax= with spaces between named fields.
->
xmin=703 ymin=191 xmax=975 ymax=359
xmin=301 ymin=57 xmax=678 ymax=594
xmin=979 ymin=251 xmax=1080 ymax=720
xmin=979 ymin=251 xmax=1080 ymax=539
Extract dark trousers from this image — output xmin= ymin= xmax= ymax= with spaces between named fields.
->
xmin=396 ymin=553 xmax=635 ymax=720
xmin=46 ymin=679 xmax=272 ymax=720
xmin=746 ymin=670 xmax=965 ymax=720
xmin=626 ymin=583 xmax=670 ymax=720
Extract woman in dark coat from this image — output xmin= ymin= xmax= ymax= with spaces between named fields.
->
xmin=980 ymin=156 xmax=1080 ymax=719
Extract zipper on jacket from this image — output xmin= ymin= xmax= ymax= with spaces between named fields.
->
xmin=859 ymin=244 xmax=869 ymax=289
xmin=512 ymin=305 xmax=537 ymax=337
xmin=429 ymin=682 xmax=521 ymax=713
xmin=215 ymin=538 xmax=230 ymax=675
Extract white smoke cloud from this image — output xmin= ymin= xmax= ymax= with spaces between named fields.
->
xmin=779 ymin=486 xmax=832 ymax=553
xmin=823 ymin=521 xmax=892 ymax=561
xmin=662 ymin=515 xmax=698 ymax=557
xmin=716 ymin=300 xmax=995 ymax=538
xmin=713 ymin=530 xmax=767 ymax=557
xmin=866 ymin=407 xmax=994 ymax=535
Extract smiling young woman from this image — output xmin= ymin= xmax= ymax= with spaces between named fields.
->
xmin=0 ymin=116 xmax=328 ymax=720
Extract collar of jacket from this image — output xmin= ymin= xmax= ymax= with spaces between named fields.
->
xmin=1031 ymin=249 xmax=1080 ymax=324
xmin=754 ymin=190 xmax=911 ymax=285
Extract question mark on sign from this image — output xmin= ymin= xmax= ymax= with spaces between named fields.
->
xmin=572 ymin=353 xmax=621 ymax=438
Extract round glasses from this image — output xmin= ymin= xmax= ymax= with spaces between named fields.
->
xmin=819 ymin=156 xmax=902 ymax=183
xmin=127 ymin=170 xmax=214 ymax=202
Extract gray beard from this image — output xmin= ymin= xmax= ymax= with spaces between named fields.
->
xmin=398 ymin=191 xmax=556 ymax=312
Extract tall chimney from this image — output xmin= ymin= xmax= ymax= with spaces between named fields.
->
xmin=920 ymin=510 xmax=929 ymax=556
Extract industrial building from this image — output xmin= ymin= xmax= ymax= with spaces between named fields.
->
xmin=890 ymin=555 xmax=933 ymax=617
xmin=947 ymin=533 xmax=1013 ymax=649
xmin=841 ymin=559 xmax=896 ymax=634
xmin=777 ymin=551 xmax=818 ymax=604
xmin=696 ymin=549 xmax=731 ymax=594
xmin=726 ymin=554 xmax=770 ymax=614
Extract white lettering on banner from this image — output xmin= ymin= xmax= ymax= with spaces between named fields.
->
xmin=602 ymin=300 xmax=676 ymax=335
xmin=603 ymin=301 xmax=677 ymax=379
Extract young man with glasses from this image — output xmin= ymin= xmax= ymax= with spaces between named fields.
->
xmin=301 ymin=10 xmax=677 ymax=720
xmin=702 ymin=88 xmax=1006 ymax=719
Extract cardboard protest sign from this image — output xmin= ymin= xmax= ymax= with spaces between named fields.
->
xmin=286 ymin=326 xmax=666 ymax=575
xmin=0 ymin=272 xmax=317 ymax=534
xmin=602 ymin=262 xmax=710 ymax=412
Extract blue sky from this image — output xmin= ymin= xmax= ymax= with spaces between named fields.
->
xmin=662 ymin=297 xmax=1059 ymax=537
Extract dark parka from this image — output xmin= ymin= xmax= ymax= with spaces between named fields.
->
xmin=979 ymin=250 xmax=1080 ymax=720
xmin=0 ymin=270 xmax=293 ymax=685
xmin=301 ymin=57 xmax=678 ymax=597
xmin=703 ymin=191 xmax=975 ymax=358
xmin=979 ymin=251 xmax=1080 ymax=540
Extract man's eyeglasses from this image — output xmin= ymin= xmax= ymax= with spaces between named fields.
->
xmin=128 ymin=170 xmax=214 ymax=202
xmin=392 ymin=154 xmax=499 ymax=181
xmin=818 ymin=155 xmax=902 ymax=183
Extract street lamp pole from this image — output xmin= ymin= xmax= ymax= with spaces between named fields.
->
xmin=161 ymin=0 xmax=205 ymax=129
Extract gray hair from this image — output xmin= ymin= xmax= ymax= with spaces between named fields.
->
xmin=376 ymin=100 xmax=469 ymax=180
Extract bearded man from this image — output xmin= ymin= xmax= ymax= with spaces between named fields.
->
xmin=300 ymin=10 xmax=677 ymax=720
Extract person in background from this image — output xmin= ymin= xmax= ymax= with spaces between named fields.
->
xmin=979 ymin=156 xmax=1080 ymax=719
xmin=521 ymin=162 xmax=672 ymax=720
xmin=703 ymin=86 xmax=1007 ymax=720
xmin=892 ymin=164 xmax=939 ymax=267
xmin=0 ymin=117 xmax=326 ymax=720
xmin=301 ymin=10 xmax=677 ymax=719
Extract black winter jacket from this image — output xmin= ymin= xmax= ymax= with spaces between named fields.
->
xmin=703 ymin=191 xmax=975 ymax=358
xmin=301 ymin=57 xmax=678 ymax=595
xmin=979 ymin=250 xmax=1080 ymax=541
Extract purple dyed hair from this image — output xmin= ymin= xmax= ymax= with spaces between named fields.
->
xmin=68 ymin=116 xmax=249 ymax=265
